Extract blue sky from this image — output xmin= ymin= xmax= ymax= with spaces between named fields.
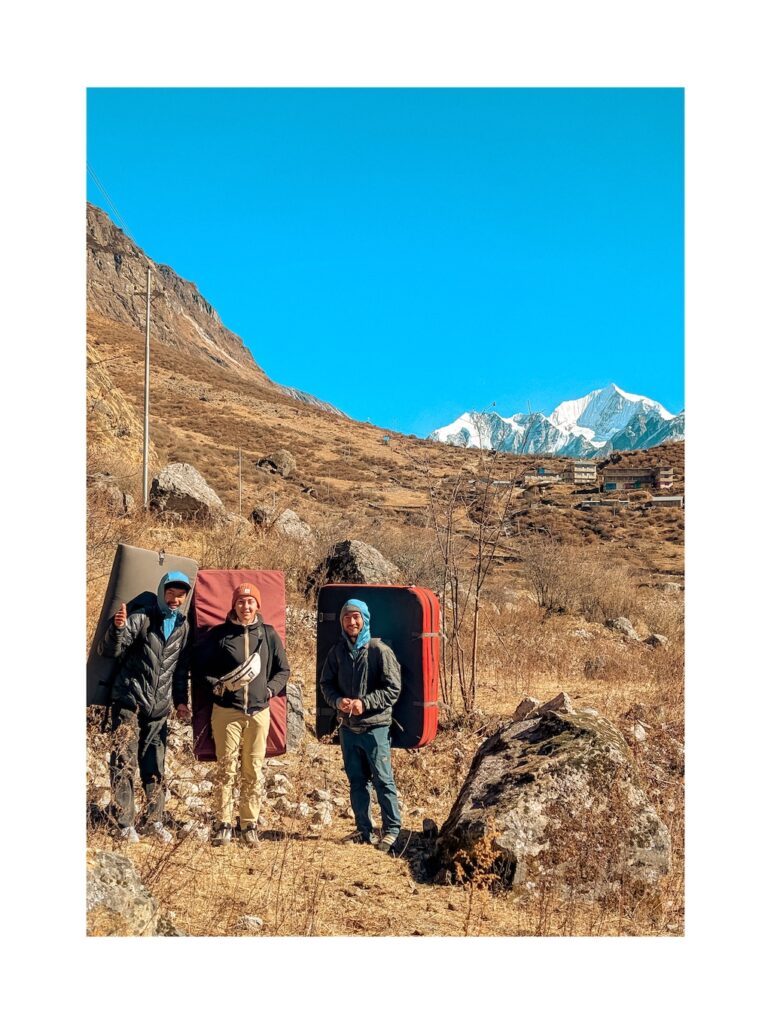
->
xmin=87 ymin=88 xmax=683 ymax=436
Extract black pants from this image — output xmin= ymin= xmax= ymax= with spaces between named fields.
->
xmin=109 ymin=705 xmax=167 ymax=828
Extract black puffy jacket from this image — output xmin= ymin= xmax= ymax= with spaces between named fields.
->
xmin=100 ymin=608 xmax=191 ymax=720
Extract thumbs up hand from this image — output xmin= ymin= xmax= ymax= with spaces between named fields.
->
xmin=114 ymin=603 xmax=128 ymax=629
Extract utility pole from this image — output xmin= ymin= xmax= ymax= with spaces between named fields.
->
xmin=143 ymin=265 xmax=151 ymax=507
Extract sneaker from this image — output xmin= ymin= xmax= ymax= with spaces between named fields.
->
xmin=146 ymin=821 xmax=173 ymax=844
xmin=240 ymin=825 xmax=260 ymax=846
xmin=211 ymin=823 xmax=233 ymax=847
xmin=344 ymin=831 xmax=376 ymax=845
xmin=376 ymin=832 xmax=399 ymax=854
xmin=118 ymin=826 xmax=139 ymax=844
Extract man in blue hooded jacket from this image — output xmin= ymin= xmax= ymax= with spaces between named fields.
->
xmin=100 ymin=571 xmax=192 ymax=843
xmin=319 ymin=599 xmax=402 ymax=852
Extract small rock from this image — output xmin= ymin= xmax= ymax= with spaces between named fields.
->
xmin=309 ymin=789 xmax=332 ymax=802
xmin=571 ymin=628 xmax=594 ymax=640
xmin=645 ymin=634 xmax=669 ymax=648
xmin=606 ymin=617 xmax=641 ymax=641
xmin=512 ymin=697 xmax=540 ymax=722
xmin=631 ymin=723 xmax=647 ymax=744
xmin=238 ymin=916 xmax=264 ymax=932
xmin=311 ymin=805 xmax=333 ymax=826
xmin=184 ymin=796 xmax=207 ymax=811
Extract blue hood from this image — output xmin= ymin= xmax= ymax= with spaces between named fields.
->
xmin=340 ymin=599 xmax=371 ymax=655
xmin=157 ymin=571 xmax=191 ymax=639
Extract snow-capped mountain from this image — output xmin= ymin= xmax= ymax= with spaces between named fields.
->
xmin=429 ymin=384 xmax=684 ymax=457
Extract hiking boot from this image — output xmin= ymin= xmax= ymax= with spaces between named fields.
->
xmin=240 ymin=825 xmax=260 ymax=846
xmin=211 ymin=823 xmax=233 ymax=847
xmin=145 ymin=821 xmax=173 ymax=844
xmin=376 ymin=832 xmax=399 ymax=854
xmin=344 ymin=831 xmax=376 ymax=845
xmin=118 ymin=826 xmax=139 ymax=844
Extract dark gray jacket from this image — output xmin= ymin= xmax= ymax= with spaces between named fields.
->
xmin=100 ymin=609 xmax=191 ymax=720
xmin=320 ymin=638 xmax=401 ymax=732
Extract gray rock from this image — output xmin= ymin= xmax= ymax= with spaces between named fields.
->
xmin=631 ymin=723 xmax=647 ymax=744
xmin=150 ymin=462 xmax=224 ymax=519
xmin=87 ymin=851 xmax=160 ymax=936
xmin=645 ymin=634 xmax=669 ymax=648
xmin=256 ymin=449 xmax=296 ymax=478
xmin=606 ymin=617 xmax=641 ymax=641
xmin=275 ymin=509 xmax=312 ymax=541
xmin=432 ymin=701 xmax=671 ymax=893
xmin=307 ymin=539 xmax=400 ymax=594
xmin=309 ymin=789 xmax=332 ymax=802
xmin=273 ymin=796 xmax=296 ymax=815
xmin=184 ymin=795 xmax=207 ymax=811
xmin=238 ymin=915 xmax=264 ymax=932
xmin=171 ymin=780 xmax=199 ymax=799
xmin=250 ymin=505 xmax=271 ymax=527
xmin=88 ymin=473 xmax=134 ymax=516
xmin=286 ymin=682 xmax=305 ymax=752
xmin=539 ymin=692 xmax=574 ymax=715
xmin=311 ymin=804 xmax=333 ymax=826
xmin=572 ymin=628 xmax=594 ymax=640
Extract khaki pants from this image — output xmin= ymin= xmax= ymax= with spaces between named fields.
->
xmin=211 ymin=704 xmax=271 ymax=828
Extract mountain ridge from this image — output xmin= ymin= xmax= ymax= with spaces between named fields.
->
xmin=429 ymin=383 xmax=684 ymax=457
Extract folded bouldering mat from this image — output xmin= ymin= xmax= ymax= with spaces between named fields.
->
xmin=315 ymin=584 xmax=440 ymax=749
xmin=87 ymin=543 xmax=198 ymax=706
xmin=190 ymin=569 xmax=287 ymax=761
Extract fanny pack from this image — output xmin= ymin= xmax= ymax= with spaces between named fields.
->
xmin=215 ymin=649 xmax=262 ymax=694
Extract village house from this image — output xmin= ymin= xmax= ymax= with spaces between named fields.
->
xmin=602 ymin=465 xmax=674 ymax=492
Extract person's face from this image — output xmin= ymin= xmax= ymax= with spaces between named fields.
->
xmin=342 ymin=610 xmax=364 ymax=639
xmin=235 ymin=596 xmax=258 ymax=622
xmin=164 ymin=586 xmax=188 ymax=610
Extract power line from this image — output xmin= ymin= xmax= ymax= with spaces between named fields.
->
xmin=86 ymin=163 xmax=137 ymax=242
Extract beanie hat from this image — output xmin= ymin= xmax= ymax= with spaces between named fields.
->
xmin=231 ymin=583 xmax=262 ymax=610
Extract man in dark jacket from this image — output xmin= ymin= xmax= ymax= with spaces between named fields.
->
xmin=100 ymin=570 xmax=192 ymax=843
xmin=203 ymin=583 xmax=291 ymax=846
xmin=319 ymin=599 xmax=402 ymax=852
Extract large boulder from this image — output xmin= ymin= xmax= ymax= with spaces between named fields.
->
xmin=256 ymin=449 xmax=296 ymax=478
xmin=87 ymin=850 xmax=183 ymax=936
xmin=430 ymin=695 xmax=671 ymax=894
xmin=307 ymin=539 xmax=400 ymax=594
xmin=149 ymin=463 xmax=224 ymax=519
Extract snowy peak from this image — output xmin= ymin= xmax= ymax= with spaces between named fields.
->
xmin=550 ymin=384 xmax=673 ymax=443
xmin=429 ymin=384 xmax=683 ymax=457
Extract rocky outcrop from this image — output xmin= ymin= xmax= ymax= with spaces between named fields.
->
xmin=149 ymin=463 xmax=224 ymax=519
xmin=87 ymin=203 xmax=262 ymax=374
xmin=307 ymin=539 xmax=400 ymax=594
xmin=431 ymin=694 xmax=671 ymax=894
xmin=87 ymin=850 xmax=183 ymax=936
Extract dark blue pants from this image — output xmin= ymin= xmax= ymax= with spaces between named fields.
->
xmin=339 ymin=725 xmax=401 ymax=838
